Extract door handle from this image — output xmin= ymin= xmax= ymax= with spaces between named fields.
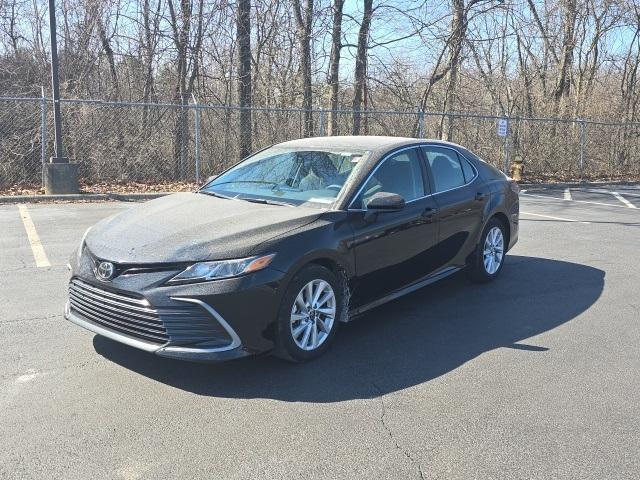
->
xmin=475 ymin=192 xmax=487 ymax=201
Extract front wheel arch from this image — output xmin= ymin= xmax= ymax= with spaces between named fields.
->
xmin=273 ymin=263 xmax=345 ymax=362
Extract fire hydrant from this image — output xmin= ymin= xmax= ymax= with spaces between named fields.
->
xmin=509 ymin=157 xmax=524 ymax=181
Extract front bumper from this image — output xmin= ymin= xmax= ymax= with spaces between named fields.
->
xmin=66 ymin=250 xmax=287 ymax=361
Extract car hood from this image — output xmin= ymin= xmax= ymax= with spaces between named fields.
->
xmin=85 ymin=192 xmax=322 ymax=263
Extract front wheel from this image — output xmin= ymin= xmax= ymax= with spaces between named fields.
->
xmin=273 ymin=264 xmax=343 ymax=362
xmin=467 ymin=218 xmax=507 ymax=283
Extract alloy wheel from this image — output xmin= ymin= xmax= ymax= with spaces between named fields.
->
xmin=290 ymin=279 xmax=336 ymax=351
xmin=483 ymin=226 xmax=504 ymax=275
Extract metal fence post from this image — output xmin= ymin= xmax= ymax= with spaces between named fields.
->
xmin=40 ymin=87 xmax=47 ymax=186
xmin=192 ymin=94 xmax=201 ymax=184
xmin=579 ymin=119 xmax=586 ymax=181
xmin=504 ymin=117 xmax=510 ymax=174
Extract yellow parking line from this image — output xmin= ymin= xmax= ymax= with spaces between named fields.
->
xmin=17 ymin=205 xmax=51 ymax=267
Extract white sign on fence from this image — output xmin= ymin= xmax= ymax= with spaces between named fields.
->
xmin=497 ymin=118 xmax=509 ymax=137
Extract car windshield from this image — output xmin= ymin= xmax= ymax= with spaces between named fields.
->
xmin=201 ymin=146 xmax=369 ymax=207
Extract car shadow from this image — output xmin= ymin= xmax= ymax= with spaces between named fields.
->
xmin=93 ymin=255 xmax=604 ymax=403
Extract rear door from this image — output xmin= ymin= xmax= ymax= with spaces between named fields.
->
xmin=421 ymin=145 xmax=489 ymax=267
xmin=348 ymin=147 xmax=440 ymax=307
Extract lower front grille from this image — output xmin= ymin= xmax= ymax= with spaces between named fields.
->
xmin=68 ymin=279 xmax=232 ymax=347
xmin=69 ymin=279 xmax=169 ymax=344
xmin=160 ymin=306 xmax=231 ymax=347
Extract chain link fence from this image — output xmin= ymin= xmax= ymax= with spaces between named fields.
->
xmin=2 ymin=96 xmax=640 ymax=190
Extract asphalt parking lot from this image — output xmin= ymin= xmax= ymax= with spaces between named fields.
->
xmin=1 ymin=185 xmax=639 ymax=479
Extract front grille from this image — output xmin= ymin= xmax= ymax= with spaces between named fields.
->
xmin=69 ymin=279 xmax=169 ymax=344
xmin=68 ymin=279 xmax=232 ymax=347
xmin=85 ymin=248 xmax=186 ymax=280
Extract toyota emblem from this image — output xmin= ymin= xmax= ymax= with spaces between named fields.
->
xmin=96 ymin=261 xmax=115 ymax=281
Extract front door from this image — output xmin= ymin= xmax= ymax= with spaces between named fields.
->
xmin=348 ymin=147 xmax=440 ymax=307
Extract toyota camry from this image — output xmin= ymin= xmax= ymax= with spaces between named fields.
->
xmin=65 ymin=136 xmax=519 ymax=362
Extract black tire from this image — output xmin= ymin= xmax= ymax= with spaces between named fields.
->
xmin=273 ymin=264 xmax=344 ymax=363
xmin=467 ymin=217 xmax=507 ymax=283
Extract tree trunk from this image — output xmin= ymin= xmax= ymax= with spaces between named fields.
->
xmin=554 ymin=0 xmax=577 ymax=109
xmin=440 ymin=0 xmax=465 ymax=141
xmin=237 ymin=0 xmax=252 ymax=158
xmin=97 ymin=20 xmax=119 ymax=99
xmin=352 ymin=0 xmax=373 ymax=135
xmin=292 ymin=0 xmax=314 ymax=137
xmin=328 ymin=0 xmax=344 ymax=136
xmin=141 ymin=0 xmax=161 ymax=131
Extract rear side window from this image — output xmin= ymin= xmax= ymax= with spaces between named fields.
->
xmin=422 ymin=146 xmax=467 ymax=193
xmin=460 ymin=156 xmax=476 ymax=182
xmin=353 ymin=148 xmax=425 ymax=208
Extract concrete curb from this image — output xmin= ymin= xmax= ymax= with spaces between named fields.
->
xmin=0 ymin=192 xmax=172 ymax=204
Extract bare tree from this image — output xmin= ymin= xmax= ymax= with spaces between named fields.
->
xmin=352 ymin=0 xmax=373 ymax=135
xmin=237 ymin=0 xmax=252 ymax=158
xmin=554 ymin=0 xmax=578 ymax=112
xmin=292 ymin=0 xmax=313 ymax=136
xmin=166 ymin=0 xmax=205 ymax=178
xmin=328 ymin=0 xmax=344 ymax=136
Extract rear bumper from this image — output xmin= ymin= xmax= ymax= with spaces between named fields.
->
xmin=65 ymin=300 xmax=250 ymax=362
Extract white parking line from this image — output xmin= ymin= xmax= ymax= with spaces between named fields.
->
xmin=17 ymin=205 xmax=51 ymax=267
xmin=520 ymin=211 xmax=591 ymax=224
xmin=564 ymin=188 xmax=572 ymax=200
xmin=584 ymin=187 xmax=640 ymax=198
xmin=520 ymin=192 xmax=629 ymax=209
xmin=611 ymin=192 xmax=637 ymax=209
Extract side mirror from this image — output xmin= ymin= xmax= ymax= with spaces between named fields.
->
xmin=365 ymin=191 xmax=406 ymax=211
xmin=363 ymin=192 xmax=405 ymax=222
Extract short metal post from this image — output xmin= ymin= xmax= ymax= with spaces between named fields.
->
xmin=579 ymin=119 xmax=586 ymax=181
xmin=318 ymin=108 xmax=325 ymax=136
xmin=192 ymin=94 xmax=201 ymax=183
xmin=40 ymin=87 xmax=47 ymax=186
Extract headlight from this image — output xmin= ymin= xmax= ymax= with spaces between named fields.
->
xmin=167 ymin=253 xmax=276 ymax=284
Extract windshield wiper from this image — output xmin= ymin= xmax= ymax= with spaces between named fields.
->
xmin=198 ymin=190 xmax=234 ymax=200
xmin=237 ymin=197 xmax=294 ymax=207
xmin=211 ymin=180 xmax=280 ymax=187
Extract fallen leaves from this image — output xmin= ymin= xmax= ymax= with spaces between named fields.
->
xmin=0 ymin=181 xmax=199 ymax=196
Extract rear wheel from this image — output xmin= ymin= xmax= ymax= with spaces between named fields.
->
xmin=274 ymin=264 xmax=343 ymax=362
xmin=468 ymin=218 xmax=507 ymax=283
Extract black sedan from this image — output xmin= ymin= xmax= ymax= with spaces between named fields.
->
xmin=66 ymin=136 xmax=519 ymax=362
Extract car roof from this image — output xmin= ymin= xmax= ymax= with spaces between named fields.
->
xmin=275 ymin=136 xmax=464 ymax=153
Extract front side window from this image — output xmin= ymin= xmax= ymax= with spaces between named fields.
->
xmin=422 ymin=146 xmax=467 ymax=193
xmin=352 ymin=148 xmax=425 ymax=209
xmin=202 ymin=147 xmax=368 ymax=207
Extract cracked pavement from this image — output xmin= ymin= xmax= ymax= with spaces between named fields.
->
xmin=1 ymin=196 xmax=639 ymax=479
